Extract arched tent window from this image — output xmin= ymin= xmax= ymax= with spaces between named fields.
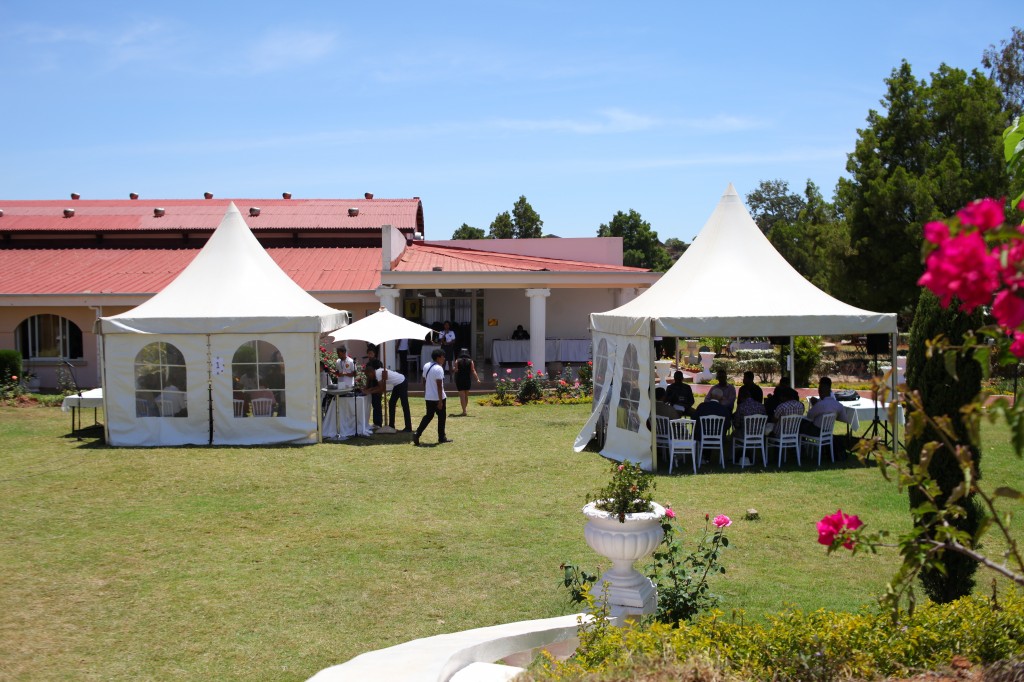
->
xmin=232 ymin=340 xmax=285 ymax=418
xmin=593 ymin=338 xmax=609 ymax=405
xmin=616 ymin=343 xmax=641 ymax=432
xmin=15 ymin=314 xmax=83 ymax=359
xmin=134 ymin=342 xmax=188 ymax=418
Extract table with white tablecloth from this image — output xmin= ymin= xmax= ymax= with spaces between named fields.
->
xmin=839 ymin=397 xmax=905 ymax=449
xmin=322 ymin=390 xmax=372 ymax=440
xmin=490 ymin=339 xmax=592 ymax=365
xmin=61 ymin=387 xmax=104 ymax=433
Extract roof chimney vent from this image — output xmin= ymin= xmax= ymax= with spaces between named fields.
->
xmin=153 ymin=207 xmax=165 ymax=217
xmin=413 ymin=231 xmax=424 ymax=241
xmin=364 ymin=192 xmax=373 ymax=200
xmin=63 ymin=208 xmax=75 ymax=218
xmin=348 ymin=207 xmax=359 ymax=217
xmin=432 ymin=266 xmax=443 ymax=272
xmin=249 ymin=207 xmax=261 ymax=217
xmin=70 ymin=193 xmax=80 ymax=200
xmin=0 ymin=210 xmax=5 ymax=218
xmin=129 ymin=192 xmax=139 ymax=200
xmin=203 ymin=192 xmax=213 ymax=200
xmin=282 ymin=192 xmax=292 ymax=200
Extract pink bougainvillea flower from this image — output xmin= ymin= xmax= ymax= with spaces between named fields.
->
xmin=1011 ymin=332 xmax=1024 ymax=359
xmin=923 ymin=220 xmax=950 ymax=245
xmin=526 ymin=361 xmax=533 ymax=367
xmin=665 ymin=506 xmax=676 ymax=519
xmin=918 ymin=232 xmax=1000 ymax=311
xmin=713 ymin=514 xmax=731 ymax=528
xmin=957 ymin=197 xmax=1005 ymax=231
xmin=506 ymin=368 xmax=512 ymax=374
xmin=817 ymin=509 xmax=863 ymax=549
xmin=993 ymin=289 xmax=1024 ymax=330
xmin=10 ymin=375 xmax=17 ymax=381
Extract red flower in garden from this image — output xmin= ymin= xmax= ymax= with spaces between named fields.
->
xmin=918 ymin=232 xmax=1001 ymax=311
xmin=993 ymin=290 xmax=1024 ymax=330
xmin=817 ymin=509 xmax=863 ymax=550
xmin=1011 ymin=332 xmax=1024 ymax=358
xmin=956 ymin=197 xmax=1005 ymax=231
xmin=665 ymin=506 xmax=676 ymax=519
xmin=923 ymin=221 xmax=950 ymax=245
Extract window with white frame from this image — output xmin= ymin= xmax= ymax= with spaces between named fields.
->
xmin=15 ymin=314 xmax=84 ymax=359
xmin=616 ymin=343 xmax=641 ymax=432
xmin=232 ymin=340 xmax=285 ymax=418
xmin=134 ymin=342 xmax=188 ymax=418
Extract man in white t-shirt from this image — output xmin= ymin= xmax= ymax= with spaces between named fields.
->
xmin=375 ymin=366 xmax=411 ymax=432
xmin=439 ymin=321 xmax=456 ymax=370
xmin=414 ymin=348 xmax=450 ymax=446
xmin=336 ymin=346 xmax=356 ymax=390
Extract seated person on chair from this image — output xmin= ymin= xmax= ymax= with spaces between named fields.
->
xmin=654 ymin=387 xmax=677 ymax=420
xmin=740 ymin=370 xmax=763 ymax=404
xmin=733 ymin=387 xmax=767 ymax=434
xmin=665 ymin=370 xmax=695 ymax=417
xmin=801 ymin=376 xmax=845 ymax=435
xmin=772 ymin=388 xmax=805 ymax=422
xmin=713 ymin=369 xmax=737 ymax=412
xmin=694 ymin=386 xmax=730 ymax=440
xmin=511 ymin=324 xmax=530 ymax=340
xmin=764 ymin=375 xmax=797 ymax=416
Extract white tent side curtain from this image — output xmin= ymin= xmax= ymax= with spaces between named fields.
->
xmin=102 ymin=332 xmax=320 ymax=446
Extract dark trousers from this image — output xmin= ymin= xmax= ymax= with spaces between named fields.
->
xmin=389 ymin=379 xmax=411 ymax=430
xmin=370 ymin=393 xmax=383 ymax=427
xmin=397 ymin=349 xmax=408 ymax=374
xmin=416 ymin=398 xmax=446 ymax=441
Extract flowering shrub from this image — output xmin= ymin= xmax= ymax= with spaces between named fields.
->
xmin=587 ymin=460 xmax=655 ymax=522
xmin=517 ymin=361 xmax=544 ymax=402
xmin=1 ymin=369 xmax=24 ymax=403
xmin=486 ymin=361 xmax=595 ymax=406
xmin=647 ymin=510 xmax=731 ymax=624
xmin=576 ymin=360 xmax=593 ymax=394
xmin=816 ymin=509 xmax=863 ymax=550
xmin=318 ymin=345 xmax=338 ymax=379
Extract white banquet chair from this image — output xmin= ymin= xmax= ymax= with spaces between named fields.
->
xmin=801 ymin=412 xmax=838 ymax=467
xmin=233 ymin=399 xmax=246 ymax=418
xmin=669 ymin=418 xmax=698 ymax=474
xmin=767 ymin=414 xmax=803 ymax=467
xmin=655 ymin=415 xmax=672 ymax=463
xmin=698 ymin=415 xmax=727 ymax=469
xmin=251 ymin=397 xmax=274 ymax=417
xmin=732 ymin=414 xmax=768 ymax=468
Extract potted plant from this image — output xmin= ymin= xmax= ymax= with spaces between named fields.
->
xmin=582 ymin=460 xmax=666 ymax=615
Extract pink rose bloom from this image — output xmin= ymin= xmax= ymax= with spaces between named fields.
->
xmin=1011 ymin=332 xmax=1024 ymax=359
xmin=817 ymin=509 xmax=863 ymax=549
xmin=957 ymin=197 xmax=1005 ymax=231
xmin=665 ymin=506 xmax=676 ymax=519
xmin=618 ymin=464 xmax=625 ymax=471
xmin=712 ymin=514 xmax=731 ymax=528
xmin=918 ymin=232 xmax=1000 ymax=311
xmin=526 ymin=361 xmax=533 ymax=367
xmin=506 ymin=368 xmax=512 ymax=374
xmin=492 ymin=372 xmax=498 ymax=378
xmin=923 ymin=220 xmax=950 ymax=245
xmin=993 ymin=290 xmax=1024 ymax=330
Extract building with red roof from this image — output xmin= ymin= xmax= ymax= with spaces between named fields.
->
xmin=0 ymin=193 xmax=659 ymax=389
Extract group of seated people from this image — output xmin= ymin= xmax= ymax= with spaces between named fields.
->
xmin=657 ymin=368 xmax=847 ymax=441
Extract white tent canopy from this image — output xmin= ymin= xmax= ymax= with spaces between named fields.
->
xmin=582 ymin=184 xmax=898 ymax=470
xmin=99 ymin=203 xmax=350 ymax=446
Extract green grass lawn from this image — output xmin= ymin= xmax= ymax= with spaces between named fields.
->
xmin=1 ymin=403 xmax=1021 ymax=681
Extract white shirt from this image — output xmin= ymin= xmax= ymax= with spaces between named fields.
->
xmin=423 ymin=361 xmax=446 ymax=401
xmin=441 ymin=330 xmax=456 ymax=345
xmin=336 ymin=356 xmax=356 ymax=389
xmin=397 ymin=338 xmax=409 ymax=351
xmin=374 ymin=368 xmax=406 ymax=389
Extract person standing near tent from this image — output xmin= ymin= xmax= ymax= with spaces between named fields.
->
xmin=374 ymin=366 xmax=412 ymax=432
xmin=453 ymin=348 xmax=479 ymax=417
xmin=440 ymin=321 xmax=456 ymax=371
xmin=336 ymin=346 xmax=356 ymax=390
xmin=363 ymin=346 xmax=384 ymax=428
xmin=414 ymin=348 xmax=451 ymax=446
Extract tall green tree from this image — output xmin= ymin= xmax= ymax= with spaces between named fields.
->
xmin=746 ymin=179 xmax=806 ymax=236
xmin=488 ymin=211 xmax=514 ymax=239
xmin=451 ymin=223 xmax=485 ymax=240
xmin=982 ymin=26 xmax=1024 ymax=121
xmin=905 ymin=289 xmax=985 ymax=603
xmin=768 ymin=181 xmax=850 ymax=295
xmin=837 ymin=61 xmax=1007 ymax=316
xmin=597 ymin=209 xmax=671 ymax=271
xmin=510 ymin=195 xmax=543 ymax=238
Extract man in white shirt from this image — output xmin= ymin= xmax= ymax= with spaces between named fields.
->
xmin=802 ymin=376 xmax=846 ymax=435
xmin=439 ymin=321 xmax=456 ymax=371
xmin=414 ymin=348 xmax=451 ymax=446
xmin=336 ymin=346 xmax=356 ymax=390
xmin=374 ymin=366 xmax=411 ymax=432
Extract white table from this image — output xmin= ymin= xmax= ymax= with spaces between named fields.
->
xmin=61 ymin=387 xmax=104 ymax=433
xmin=322 ymin=391 xmax=372 ymax=440
xmin=841 ymin=397 xmax=904 ymax=432
xmin=490 ymin=339 xmax=592 ymax=365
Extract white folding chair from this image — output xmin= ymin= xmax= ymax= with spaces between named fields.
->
xmin=698 ymin=415 xmax=727 ymax=469
xmin=135 ymin=398 xmax=151 ymax=417
xmin=251 ymin=397 xmax=274 ymax=417
xmin=156 ymin=398 xmax=175 ymax=417
xmin=655 ymin=415 xmax=672 ymax=462
xmin=801 ymin=412 xmax=837 ymax=466
xmin=732 ymin=414 xmax=768 ymax=468
xmin=669 ymin=418 xmax=698 ymax=474
xmin=233 ymin=399 xmax=246 ymax=418
xmin=767 ymin=414 xmax=803 ymax=467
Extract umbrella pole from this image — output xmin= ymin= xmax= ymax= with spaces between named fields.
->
xmin=377 ymin=344 xmax=396 ymax=434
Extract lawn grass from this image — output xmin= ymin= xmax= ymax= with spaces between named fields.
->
xmin=1 ymin=402 xmax=1021 ymax=681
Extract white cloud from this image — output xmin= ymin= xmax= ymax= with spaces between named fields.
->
xmin=243 ymin=29 xmax=337 ymax=73
xmin=490 ymin=109 xmax=764 ymax=135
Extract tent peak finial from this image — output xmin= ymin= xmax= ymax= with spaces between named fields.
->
xmin=723 ymin=183 xmax=738 ymax=197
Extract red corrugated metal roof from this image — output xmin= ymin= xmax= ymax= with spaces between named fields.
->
xmin=0 ymin=198 xmax=423 ymax=233
xmin=0 ymin=247 xmax=383 ymax=295
xmin=395 ymin=243 xmax=649 ymax=273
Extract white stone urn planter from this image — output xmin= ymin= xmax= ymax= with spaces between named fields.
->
xmin=697 ymin=351 xmax=715 ymax=383
xmin=686 ymin=340 xmax=699 ymax=364
xmin=654 ymin=359 xmax=672 ymax=387
xmin=582 ymin=500 xmax=665 ymax=616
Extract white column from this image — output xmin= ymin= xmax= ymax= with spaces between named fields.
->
xmin=375 ymin=287 xmax=401 ymax=369
xmin=526 ymin=288 xmax=550 ymax=373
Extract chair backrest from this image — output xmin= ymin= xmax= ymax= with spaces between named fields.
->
xmin=233 ymin=399 xmax=246 ymax=418
xmin=136 ymin=398 xmax=151 ymax=417
xmin=818 ymin=412 xmax=837 ymax=437
xmin=655 ymin=415 xmax=671 ymax=440
xmin=699 ymin=415 xmax=725 ymax=441
xmin=671 ymin=418 xmax=695 ymax=442
xmin=777 ymin=413 xmax=803 ymax=438
xmin=156 ymin=398 xmax=174 ymax=417
xmin=743 ymin=414 xmax=768 ymax=438
xmin=251 ymin=397 xmax=274 ymax=417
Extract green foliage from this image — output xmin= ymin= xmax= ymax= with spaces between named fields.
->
xmin=768 ymin=180 xmax=851 ymax=296
xmin=486 ymin=362 xmax=594 ymax=406
xmin=489 ymin=211 xmax=514 ymax=239
xmin=0 ymin=349 xmax=21 ymax=378
xmin=982 ymin=26 xmax=1024 ymax=122
xmin=837 ymin=60 xmax=1008 ymax=316
xmin=735 ymin=349 xmax=780 ymax=383
xmin=597 ymin=209 xmax=671 ymax=272
xmin=517 ymin=363 xmax=545 ymax=403
xmin=647 ymin=514 xmax=730 ymax=624
xmin=906 ymin=288 xmax=985 ymax=602
xmin=451 ymin=223 xmax=485 ymax=240
xmin=699 ymin=337 xmax=728 ymax=355
xmin=528 ymin=593 xmax=1024 ymax=681
xmin=489 ymin=196 xmax=544 ymax=238
xmin=779 ymin=337 xmax=822 ymax=387
xmin=587 ymin=460 xmax=655 ymax=522
xmin=1005 ymin=115 xmax=1024 ymax=206
xmin=745 ymin=178 xmax=806 ymax=235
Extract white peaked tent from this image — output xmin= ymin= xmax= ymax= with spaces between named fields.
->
xmin=99 ymin=203 xmax=350 ymax=446
xmin=577 ymin=184 xmax=898 ymax=470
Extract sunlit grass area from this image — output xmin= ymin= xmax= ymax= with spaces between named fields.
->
xmin=1 ymin=403 xmax=1020 ymax=680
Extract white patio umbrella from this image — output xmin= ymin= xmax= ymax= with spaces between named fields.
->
xmin=327 ymin=307 xmax=434 ymax=433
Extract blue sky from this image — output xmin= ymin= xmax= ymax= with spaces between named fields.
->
xmin=1 ymin=2 xmax=1017 ymax=242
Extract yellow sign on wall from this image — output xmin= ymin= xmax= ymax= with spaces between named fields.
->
xmin=487 ymin=318 xmax=498 ymax=326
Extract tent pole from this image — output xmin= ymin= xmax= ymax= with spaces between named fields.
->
xmin=891 ymin=330 xmax=899 ymax=450
xmin=788 ymin=337 xmax=795 ymax=390
xmin=207 ymin=335 xmax=214 ymax=445
xmin=377 ymin=344 xmax=396 ymax=434
xmin=649 ymin=320 xmax=658 ymax=472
